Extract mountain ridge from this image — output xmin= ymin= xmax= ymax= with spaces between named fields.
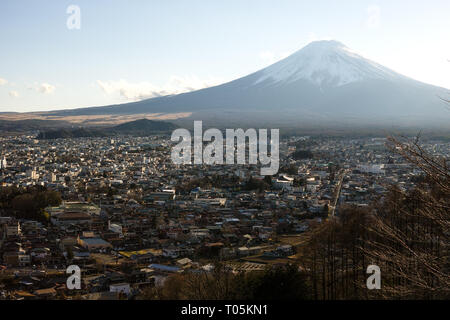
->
xmin=37 ymin=118 xmax=177 ymax=139
xmin=36 ymin=40 xmax=450 ymax=126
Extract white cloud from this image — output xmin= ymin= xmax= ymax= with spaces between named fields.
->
xmin=39 ymin=83 xmax=56 ymax=94
xmin=97 ymin=75 xmax=225 ymax=101
xmin=9 ymin=90 xmax=19 ymax=98
xmin=366 ymin=5 xmax=381 ymax=29
xmin=0 ymin=78 xmax=7 ymax=86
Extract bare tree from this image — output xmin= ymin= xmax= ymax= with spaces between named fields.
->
xmin=364 ymin=136 xmax=449 ymax=299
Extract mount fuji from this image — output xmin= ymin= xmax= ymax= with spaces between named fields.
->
xmin=47 ymin=40 xmax=449 ymax=127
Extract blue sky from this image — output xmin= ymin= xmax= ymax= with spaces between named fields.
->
xmin=0 ymin=0 xmax=449 ymax=112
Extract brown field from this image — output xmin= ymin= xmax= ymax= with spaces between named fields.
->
xmin=0 ymin=112 xmax=192 ymax=127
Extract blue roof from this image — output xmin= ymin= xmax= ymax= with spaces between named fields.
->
xmin=149 ymin=264 xmax=180 ymax=272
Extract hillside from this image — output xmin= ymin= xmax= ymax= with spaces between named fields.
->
xmin=37 ymin=119 xmax=177 ymax=139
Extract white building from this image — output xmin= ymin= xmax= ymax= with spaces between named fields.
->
xmin=27 ymin=169 xmax=39 ymax=180
xmin=357 ymin=164 xmax=385 ymax=174
xmin=6 ymin=221 xmax=21 ymax=237
xmin=274 ymin=175 xmax=294 ymax=190
xmin=0 ymin=157 xmax=6 ymax=169
xmin=108 ymin=221 xmax=123 ymax=237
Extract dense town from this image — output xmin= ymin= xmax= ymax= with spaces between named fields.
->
xmin=0 ymin=132 xmax=448 ymax=299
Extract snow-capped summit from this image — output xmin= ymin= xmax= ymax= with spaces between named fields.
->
xmin=256 ymin=40 xmax=401 ymax=87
